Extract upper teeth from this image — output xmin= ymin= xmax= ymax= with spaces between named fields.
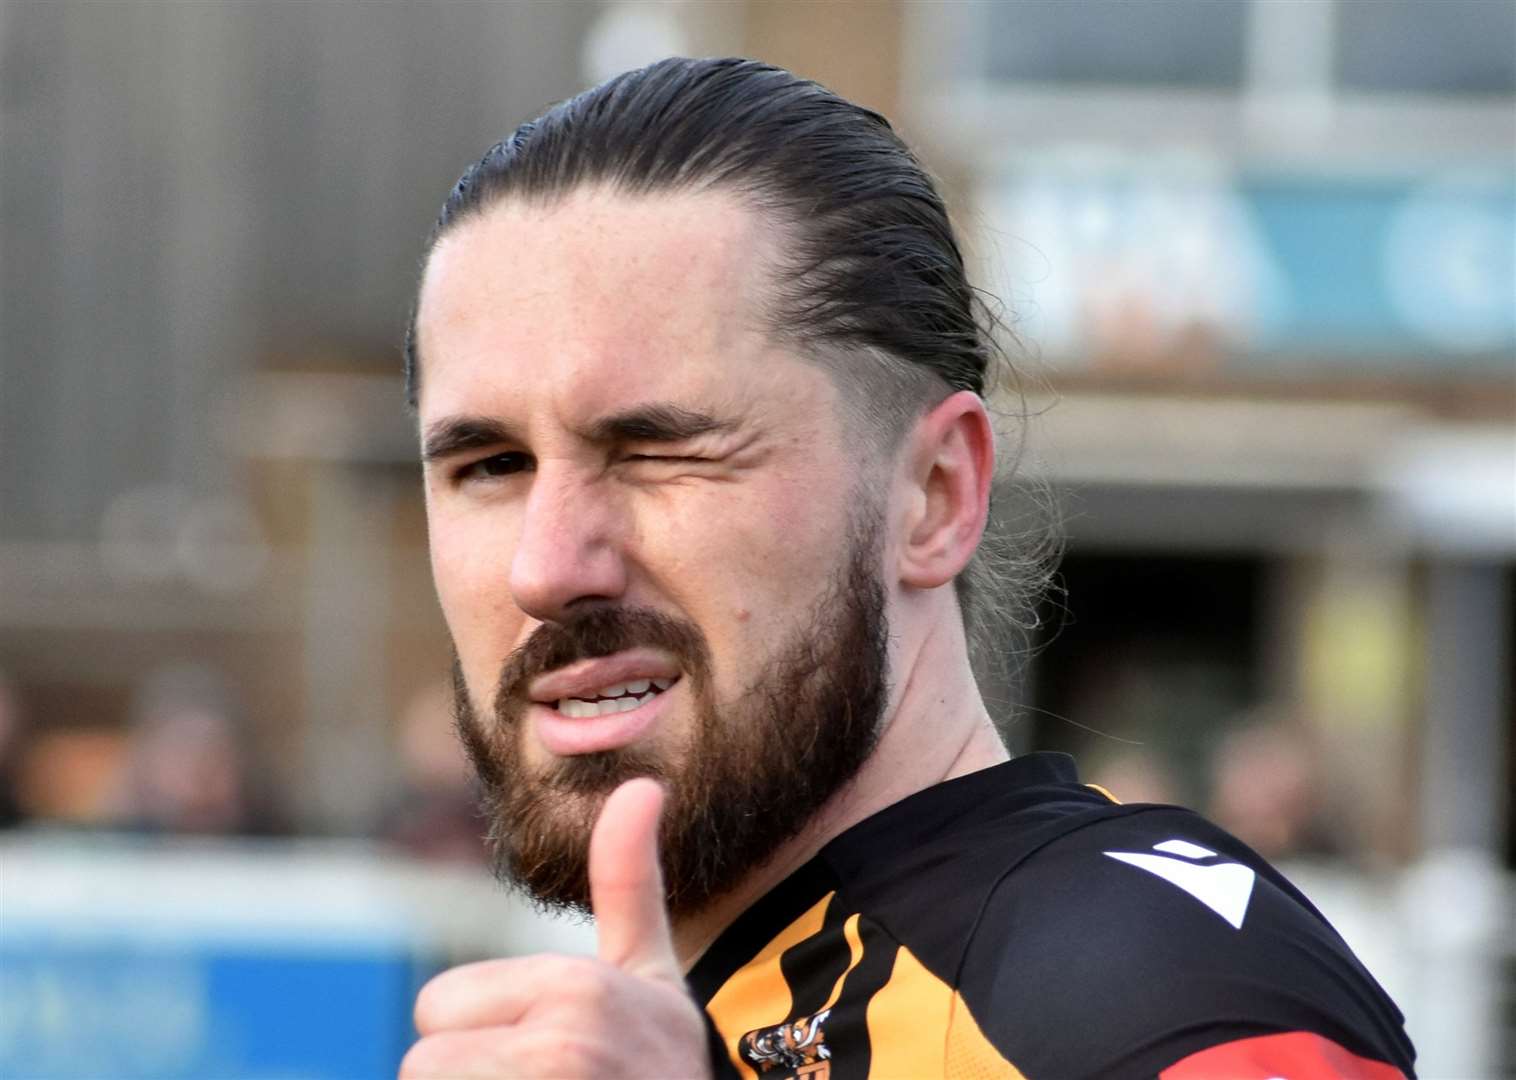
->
xmin=556 ymin=677 xmax=675 ymax=718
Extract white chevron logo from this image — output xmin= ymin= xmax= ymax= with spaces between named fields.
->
xmin=1103 ymin=839 xmax=1257 ymax=929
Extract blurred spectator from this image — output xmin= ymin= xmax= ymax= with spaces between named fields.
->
xmin=12 ymin=728 xmax=126 ymax=828
xmin=379 ymin=680 xmax=487 ymax=864
xmin=109 ymin=664 xmax=278 ymax=835
xmin=1206 ymin=710 xmax=1344 ymax=861
xmin=0 ymin=672 xmax=28 ymax=828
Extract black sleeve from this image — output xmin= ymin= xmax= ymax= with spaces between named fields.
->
xmin=953 ymin=807 xmax=1417 ymax=1079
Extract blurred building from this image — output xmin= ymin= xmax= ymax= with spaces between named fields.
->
xmin=1 ymin=2 xmax=1511 ymax=1076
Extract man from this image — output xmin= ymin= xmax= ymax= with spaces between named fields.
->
xmin=400 ymin=58 xmax=1415 ymax=1079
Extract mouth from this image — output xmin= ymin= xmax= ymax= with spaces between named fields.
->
xmin=552 ymin=676 xmax=679 ymax=718
xmin=525 ymin=650 xmax=686 ymax=756
xmin=527 ymin=648 xmax=683 ymax=707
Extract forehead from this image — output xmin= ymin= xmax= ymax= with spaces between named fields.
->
xmin=414 ymin=186 xmax=797 ymax=419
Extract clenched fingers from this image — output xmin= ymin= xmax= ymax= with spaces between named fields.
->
xmin=413 ymin=954 xmax=604 ymax=1036
xmin=402 ymin=1026 xmax=520 ymax=1079
xmin=401 ymin=1025 xmax=617 ymax=1080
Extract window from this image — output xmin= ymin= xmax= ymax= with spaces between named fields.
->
xmin=983 ymin=0 xmax=1249 ymax=89
xmin=1336 ymin=0 xmax=1516 ymax=96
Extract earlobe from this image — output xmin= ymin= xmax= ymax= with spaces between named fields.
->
xmin=898 ymin=391 xmax=994 ymax=591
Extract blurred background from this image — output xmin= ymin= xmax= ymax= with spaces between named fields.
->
xmin=1 ymin=1 xmax=1512 ymax=1076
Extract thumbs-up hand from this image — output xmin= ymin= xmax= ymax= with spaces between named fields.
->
xmin=401 ymin=780 xmax=711 ymax=1079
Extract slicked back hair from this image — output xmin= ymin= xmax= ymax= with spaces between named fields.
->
xmin=406 ymin=56 xmax=1051 ymax=664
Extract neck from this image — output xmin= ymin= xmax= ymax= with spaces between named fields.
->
xmin=671 ymin=607 xmax=1007 ymax=971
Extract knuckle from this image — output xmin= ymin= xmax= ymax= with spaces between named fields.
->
xmin=563 ymin=954 xmax=603 ymax=981
xmin=575 ymin=972 xmax=611 ymax=1007
xmin=548 ymin=956 xmax=604 ymax=997
xmin=411 ymin=977 xmax=447 ymax=1036
xmin=397 ymin=1036 xmax=439 ymax=1079
xmin=412 ymin=958 xmax=516 ymax=1034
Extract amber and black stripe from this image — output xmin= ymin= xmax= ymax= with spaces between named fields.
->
xmin=691 ymin=752 xmax=1415 ymax=1079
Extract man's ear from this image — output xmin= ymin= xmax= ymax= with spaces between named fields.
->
xmin=897 ymin=390 xmax=995 ymax=590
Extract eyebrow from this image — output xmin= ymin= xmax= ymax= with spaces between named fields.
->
xmin=420 ymin=416 xmax=520 ymax=462
xmin=585 ymin=403 xmax=735 ymax=444
xmin=420 ymin=403 xmax=734 ymax=462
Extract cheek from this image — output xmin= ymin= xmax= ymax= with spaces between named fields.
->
xmin=428 ymin=507 xmax=526 ymax=676
xmin=633 ymin=475 xmax=847 ymax=635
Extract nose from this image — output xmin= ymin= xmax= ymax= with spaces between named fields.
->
xmin=509 ymin=464 xmax=628 ymax=622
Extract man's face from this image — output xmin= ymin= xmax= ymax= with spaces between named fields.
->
xmin=414 ymin=188 xmax=892 ymax=915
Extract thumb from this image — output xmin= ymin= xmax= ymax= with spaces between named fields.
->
xmin=589 ymin=777 xmax=681 ymax=981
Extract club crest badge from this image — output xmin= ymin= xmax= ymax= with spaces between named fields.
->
xmin=740 ymin=1008 xmax=832 ymax=1078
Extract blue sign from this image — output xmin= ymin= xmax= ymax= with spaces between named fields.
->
xmin=1 ymin=933 xmax=434 ymax=1079
xmin=1246 ymin=176 xmax=1516 ymax=360
xmin=986 ymin=165 xmax=1515 ymax=371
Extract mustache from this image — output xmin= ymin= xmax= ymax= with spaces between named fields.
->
xmin=493 ymin=606 xmax=713 ymax=708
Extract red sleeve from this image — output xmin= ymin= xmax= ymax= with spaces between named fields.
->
xmin=1160 ymin=1031 xmax=1406 ymax=1080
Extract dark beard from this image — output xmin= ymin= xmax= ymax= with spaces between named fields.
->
xmin=453 ymin=520 xmax=890 ymax=920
